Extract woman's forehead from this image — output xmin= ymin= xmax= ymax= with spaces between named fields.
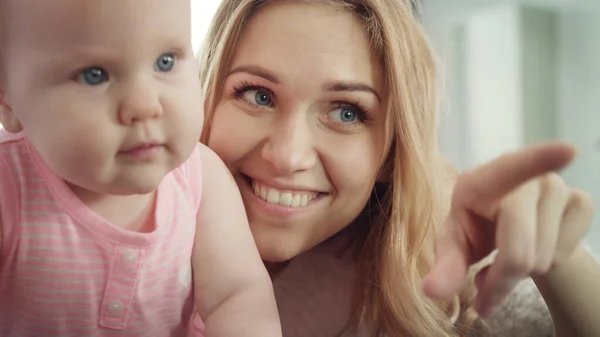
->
xmin=230 ymin=1 xmax=385 ymax=99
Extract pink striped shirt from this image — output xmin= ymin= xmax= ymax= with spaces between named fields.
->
xmin=0 ymin=131 xmax=202 ymax=336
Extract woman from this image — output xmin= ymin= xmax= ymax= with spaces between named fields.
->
xmin=197 ymin=0 xmax=599 ymax=336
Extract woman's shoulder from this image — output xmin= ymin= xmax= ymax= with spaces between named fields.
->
xmin=469 ymin=278 xmax=554 ymax=337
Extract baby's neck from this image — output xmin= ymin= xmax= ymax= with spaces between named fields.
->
xmin=67 ymin=182 xmax=157 ymax=233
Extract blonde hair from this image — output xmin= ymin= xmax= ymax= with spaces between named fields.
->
xmin=198 ymin=0 xmax=479 ymax=336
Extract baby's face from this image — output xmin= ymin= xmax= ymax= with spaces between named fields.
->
xmin=0 ymin=0 xmax=203 ymax=196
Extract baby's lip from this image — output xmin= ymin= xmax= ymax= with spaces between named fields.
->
xmin=119 ymin=141 xmax=163 ymax=153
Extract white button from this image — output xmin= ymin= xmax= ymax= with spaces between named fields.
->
xmin=122 ymin=250 xmax=138 ymax=263
xmin=106 ymin=300 xmax=124 ymax=315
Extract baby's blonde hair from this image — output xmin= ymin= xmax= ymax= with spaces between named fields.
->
xmin=198 ymin=1 xmax=479 ymax=335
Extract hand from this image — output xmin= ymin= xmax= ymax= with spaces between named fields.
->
xmin=422 ymin=142 xmax=595 ymax=318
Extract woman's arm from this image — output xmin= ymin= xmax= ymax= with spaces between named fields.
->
xmin=439 ymin=152 xmax=599 ymax=337
xmin=533 ymin=245 xmax=600 ymax=337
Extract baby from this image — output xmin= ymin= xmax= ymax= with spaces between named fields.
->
xmin=0 ymin=0 xmax=281 ymax=336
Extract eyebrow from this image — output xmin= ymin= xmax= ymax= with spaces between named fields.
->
xmin=228 ymin=65 xmax=280 ymax=84
xmin=324 ymin=81 xmax=381 ymax=101
xmin=228 ymin=65 xmax=381 ymax=101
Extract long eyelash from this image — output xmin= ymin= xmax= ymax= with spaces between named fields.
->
xmin=229 ymin=80 xmax=276 ymax=109
xmin=231 ymin=81 xmax=270 ymax=99
xmin=231 ymin=80 xmax=251 ymax=98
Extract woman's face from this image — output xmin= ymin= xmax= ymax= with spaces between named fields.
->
xmin=208 ymin=1 xmax=390 ymax=261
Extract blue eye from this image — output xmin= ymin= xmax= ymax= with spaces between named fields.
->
xmin=240 ymin=89 xmax=272 ymax=106
xmin=80 ymin=67 xmax=108 ymax=85
xmin=254 ymin=91 xmax=272 ymax=106
xmin=329 ymin=107 xmax=359 ymax=123
xmin=156 ymin=53 xmax=175 ymax=72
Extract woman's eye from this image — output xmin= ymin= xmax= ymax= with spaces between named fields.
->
xmin=328 ymin=107 xmax=359 ymax=124
xmin=155 ymin=53 xmax=175 ymax=72
xmin=242 ymin=90 xmax=273 ymax=106
xmin=79 ymin=67 xmax=108 ymax=85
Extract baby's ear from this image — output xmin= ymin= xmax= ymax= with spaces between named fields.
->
xmin=0 ymin=88 xmax=23 ymax=133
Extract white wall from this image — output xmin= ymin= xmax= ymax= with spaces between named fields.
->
xmin=521 ymin=7 xmax=559 ymax=145
xmin=463 ymin=3 xmax=524 ymax=167
xmin=423 ymin=2 xmax=526 ymax=170
xmin=556 ymin=8 xmax=600 ymax=252
xmin=423 ymin=2 xmax=599 ymax=254
xmin=190 ymin=0 xmax=222 ymax=55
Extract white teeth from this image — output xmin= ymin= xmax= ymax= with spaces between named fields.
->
xmin=260 ymin=186 xmax=267 ymax=199
xmin=291 ymin=194 xmax=301 ymax=207
xmin=279 ymin=192 xmax=293 ymax=206
xmin=251 ymin=180 xmax=318 ymax=208
xmin=267 ymin=189 xmax=280 ymax=204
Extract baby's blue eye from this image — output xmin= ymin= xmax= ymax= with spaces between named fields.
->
xmin=156 ymin=53 xmax=175 ymax=72
xmin=80 ymin=67 xmax=108 ymax=85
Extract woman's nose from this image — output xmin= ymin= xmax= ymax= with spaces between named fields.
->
xmin=261 ymin=115 xmax=317 ymax=175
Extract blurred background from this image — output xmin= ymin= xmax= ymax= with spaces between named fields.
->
xmin=190 ymin=0 xmax=599 ymax=254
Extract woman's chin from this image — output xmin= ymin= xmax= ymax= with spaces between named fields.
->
xmin=251 ymin=229 xmax=307 ymax=263
xmin=257 ymin=240 xmax=303 ymax=263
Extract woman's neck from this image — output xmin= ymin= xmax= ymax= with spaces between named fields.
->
xmin=265 ymin=219 xmax=367 ymax=278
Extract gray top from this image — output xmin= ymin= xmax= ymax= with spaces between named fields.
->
xmin=472 ymin=278 xmax=554 ymax=337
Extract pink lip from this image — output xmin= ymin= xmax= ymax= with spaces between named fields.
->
xmin=119 ymin=142 xmax=164 ymax=160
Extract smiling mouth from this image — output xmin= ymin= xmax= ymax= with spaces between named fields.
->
xmin=245 ymin=176 xmax=321 ymax=208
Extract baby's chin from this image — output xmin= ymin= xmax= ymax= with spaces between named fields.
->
xmin=67 ymin=178 xmax=160 ymax=198
xmin=78 ymin=168 xmax=170 ymax=197
xmin=104 ymin=182 xmax=161 ymax=196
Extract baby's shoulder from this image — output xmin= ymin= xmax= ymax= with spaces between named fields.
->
xmin=0 ymin=131 xmax=28 ymax=194
xmin=0 ymin=129 xmax=25 ymax=146
xmin=0 ymin=131 xmax=30 ymax=170
xmin=0 ymin=132 xmax=28 ymax=257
